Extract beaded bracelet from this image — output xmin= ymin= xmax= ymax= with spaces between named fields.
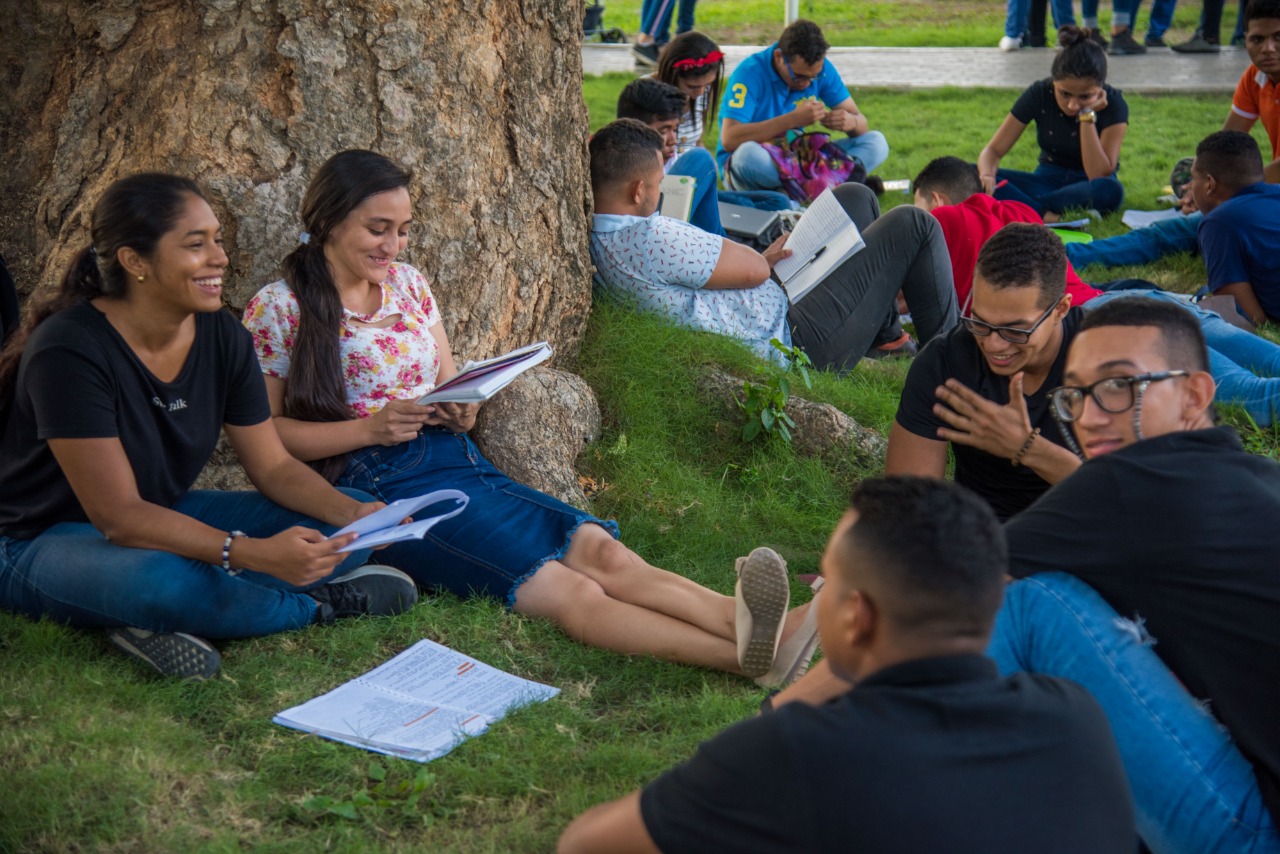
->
xmin=222 ymin=530 xmax=246 ymax=576
xmin=1011 ymin=428 xmax=1041 ymax=468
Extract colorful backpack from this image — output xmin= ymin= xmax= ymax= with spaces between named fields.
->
xmin=753 ymin=132 xmax=869 ymax=205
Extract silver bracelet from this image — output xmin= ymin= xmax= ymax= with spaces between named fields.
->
xmin=222 ymin=530 xmax=246 ymax=576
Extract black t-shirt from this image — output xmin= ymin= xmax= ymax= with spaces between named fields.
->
xmin=1006 ymin=427 xmax=1280 ymax=825
xmin=1010 ymin=78 xmax=1129 ymax=171
xmin=896 ymin=308 xmax=1082 ymax=521
xmin=0 ymin=302 xmax=271 ymax=539
xmin=640 ymin=655 xmax=1135 ymax=854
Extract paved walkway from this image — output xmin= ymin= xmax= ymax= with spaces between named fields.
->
xmin=582 ymin=44 xmax=1248 ymax=93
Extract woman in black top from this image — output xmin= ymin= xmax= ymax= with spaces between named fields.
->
xmin=0 ymin=173 xmax=416 ymax=680
xmin=978 ymin=27 xmax=1129 ymax=219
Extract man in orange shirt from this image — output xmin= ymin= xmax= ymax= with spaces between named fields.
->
xmin=1224 ymin=0 xmax=1280 ymax=183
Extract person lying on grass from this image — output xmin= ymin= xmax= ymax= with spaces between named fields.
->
xmin=558 ymin=476 xmax=1136 ymax=854
xmin=914 ymin=154 xmax=1280 ymax=428
xmin=589 ymin=118 xmax=956 ymax=369
xmin=242 ymin=149 xmax=818 ymax=686
xmin=978 ymin=26 xmax=1128 ymax=220
xmin=0 ymin=173 xmax=418 ymax=681
xmin=776 ymin=298 xmax=1280 ymax=853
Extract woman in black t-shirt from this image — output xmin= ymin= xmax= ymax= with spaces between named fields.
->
xmin=0 ymin=173 xmax=419 ymax=681
xmin=978 ymin=27 xmax=1129 ymax=218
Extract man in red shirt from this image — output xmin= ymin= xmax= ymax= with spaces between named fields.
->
xmin=911 ymin=156 xmax=1101 ymax=308
xmin=1223 ymin=0 xmax=1280 ymax=183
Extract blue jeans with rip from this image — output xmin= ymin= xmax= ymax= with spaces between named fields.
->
xmin=996 ymin=161 xmax=1125 ymax=216
xmin=0 ymin=489 xmax=374 ymax=639
xmin=726 ymin=133 xmax=892 ymax=192
xmin=1087 ymin=286 xmax=1280 ymax=426
xmin=668 ymin=148 xmax=724 ymax=236
xmin=1066 ymin=212 xmax=1201 ymax=269
xmin=989 ymin=573 xmax=1280 ymax=854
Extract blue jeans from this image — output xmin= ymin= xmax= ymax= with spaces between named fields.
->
xmin=669 ymin=148 xmax=724 ymax=236
xmin=1066 ymin=211 xmax=1201 ymax=269
xmin=0 ymin=489 xmax=375 ymax=639
xmin=640 ymin=0 xmax=696 ymax=44
xmin=339 ymin=430 xmax=617 ymax=608
xmin=995 ymin=161 xmax=1125 ymax=216
xmin=1069 ymin=0 xmax=1140 ymax=26
xmin=989 ymin=573 xmax=1280 ymax=853
xmin=1007 ymin=0 xmax=1077 ymax=38
xmin=1133 ymin=0 xmax=1179 ymax=38
xmin=726 ymin=133 xmax=892 ymax=191
xmin=1087 ymin=287 xmax=1280 ymax=426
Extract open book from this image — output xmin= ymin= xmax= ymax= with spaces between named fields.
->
xmin=328 ymin=489 xmax=468 ymax=552
xmin=770 ymin=187 xmax=866 ymax=304
xmin=273 ymin=640 xmax=560 ymax=762
xmin=415 ymin=341 xmax=552 ymax=405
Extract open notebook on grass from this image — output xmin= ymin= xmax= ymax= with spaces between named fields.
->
xmin=770 ymin=187 xmax=865 ymax=304
xmin=415 ymin=341 xmax=552 ymax=405
xmin=274 ymin=640 xmax=559 ymax=762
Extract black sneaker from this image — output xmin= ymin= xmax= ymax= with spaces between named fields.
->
xmin=1109 ymin=29 xmax=1148 ymax=55
xmin=1171 ymin=32 xmax=1220 ymax=53
xmin=1144 ymin=34 xmax=1167 ymax=47
xmin=631 ymin=42 xmax=660 ymax=67
xmin=1085 ymin=28 xmax=1109 ymax=48
xmin=308 ymin=565 xmax=419 ymax=621
xmin=107 ymin=627 xmax=221 ymax=680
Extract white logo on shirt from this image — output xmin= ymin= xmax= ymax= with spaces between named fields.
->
xmin=152 ymin=397 xmax=188 ymax=412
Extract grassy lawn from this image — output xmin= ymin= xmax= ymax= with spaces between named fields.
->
xmin=591 ymin=0 xmax=1235 ymax=47
xmin=4 ymin=70 xmax=1279 ymax=854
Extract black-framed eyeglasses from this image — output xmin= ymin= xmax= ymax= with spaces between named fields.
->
xmin=959 ymin=291 xmax=1060 ymax=344
xmin=1049 ymin=372 xmax=1189 ymax=422
xmin=783 ymin=55 xmax=824 ymax=85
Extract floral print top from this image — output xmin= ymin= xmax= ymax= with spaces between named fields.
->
xmin=243 ymin=263 xmax=442 ymax=418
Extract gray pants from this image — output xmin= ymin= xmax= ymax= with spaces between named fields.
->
xmin=786 ymin=183 xmax=957 ymax=373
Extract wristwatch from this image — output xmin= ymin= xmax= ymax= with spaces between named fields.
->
xmin=1077 ymin=109 xmax=1097 ymax=124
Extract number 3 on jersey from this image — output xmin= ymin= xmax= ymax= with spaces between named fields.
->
xmin=728 ymin=83 xmax=747 ymax=109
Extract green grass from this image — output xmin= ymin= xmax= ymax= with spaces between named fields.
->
xmin=592 ymin=0 xmax=1237 ymax=47
xmin=4 ymin=64 xmax=1280 ymax=854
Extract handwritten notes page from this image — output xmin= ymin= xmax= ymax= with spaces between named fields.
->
xmin=274 ymin=640 xmax=559 ymax=762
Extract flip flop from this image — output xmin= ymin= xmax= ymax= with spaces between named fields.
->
xmin=734 ymin=548 xmax=790 ymax=678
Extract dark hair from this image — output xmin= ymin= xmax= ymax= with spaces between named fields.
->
xmin=617 ymin=77 xmax=689 ymax=125
xmin=1244 ymin=0 xmax=1280 ymax=27
xmin=1078 ymin=296 xmax=1211 ymax=374
xmin=281 ymin=149 xmax=413 ymax=481
xmin=1195 ymin=130 xmax=1264 ymax=191
xmin=589 ymin=119 xmax=665 ymax=197
xmin=656 ymin=32 xmax=725 ymax=142
xmin=913 ymin=156 xmax=983 ymax=204
xmin=834 ymin=477 xmax=1007 ymax=636
xmin=974 ymin=222 xmax=1068 ymax=309
xmin=1052 ymin=25 xmax=1108 ymax=83
xmin=0 ymin=173 xmax=204 ymax=402
xmin=779 ymin=19 xmax=829 ymax=64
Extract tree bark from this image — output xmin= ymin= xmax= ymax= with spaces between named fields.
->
xmin=0 ymin=0 xmax=593 ymax=361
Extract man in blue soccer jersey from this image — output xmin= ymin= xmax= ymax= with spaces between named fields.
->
xmin=717 ymin=19 xmax=889 ymax=191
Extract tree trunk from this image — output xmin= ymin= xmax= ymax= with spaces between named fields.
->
xmin=0 ymin=0 xmax=593 ymax=361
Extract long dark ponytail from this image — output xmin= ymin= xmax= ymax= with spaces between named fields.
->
xmin=282 ymin=149 xmax=413 ymax=481
xmin=0 ymin=173 xmax=204 ymax=405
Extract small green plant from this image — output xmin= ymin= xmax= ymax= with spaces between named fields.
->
xmin=738 ymin=339 xmax=814 ymax=444
xmin=305 ymin=763 xmax=443 ymax=824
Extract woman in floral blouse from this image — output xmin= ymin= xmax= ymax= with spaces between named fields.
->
xmin=243 ymin=150 xmax=820 ymax=685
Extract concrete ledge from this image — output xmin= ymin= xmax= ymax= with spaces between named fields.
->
xmin=583 ymin=44 xmax=1247 ymax=93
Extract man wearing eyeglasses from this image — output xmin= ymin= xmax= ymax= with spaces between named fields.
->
xmin=988 ymin=295 xmax=1280 ymax=852
xmin=887 ymin=222 xmax=1083 ymax=520
xmin=716 ymin=19 xmax=889 ymax=191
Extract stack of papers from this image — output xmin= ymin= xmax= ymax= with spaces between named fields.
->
xmin=415 ymin=341 xmax=552 ymax=405
xmin=274 ymin=640 xmax=560 ymax=762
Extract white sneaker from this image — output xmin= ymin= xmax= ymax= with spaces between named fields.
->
xmin=999 ymin=35 xmax=1022 ymax=51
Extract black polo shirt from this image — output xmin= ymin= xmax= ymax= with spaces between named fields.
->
xmin=1006 ymin=427 xmax=1280 ymax=826
xmin=896 ymin=308 xmax=1082 ymax=521
xmin=640 ymin=654 xmax=1136 ymax=853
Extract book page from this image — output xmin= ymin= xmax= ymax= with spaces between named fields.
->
xmin=328 ymin=489 xmax=468 ymax=551
xmin=772 ymin=188 xmax=856 ymax=283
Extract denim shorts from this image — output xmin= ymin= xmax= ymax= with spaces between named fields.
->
xmin=339 ymin=429 xmax=619 ymax=607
